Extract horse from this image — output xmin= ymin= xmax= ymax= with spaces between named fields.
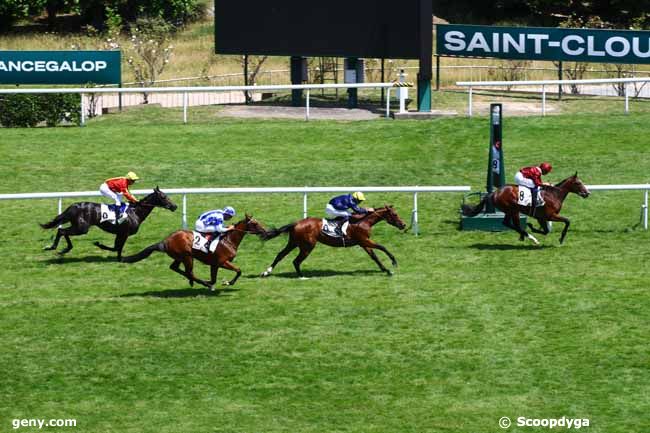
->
xmin=461 ymin=173 xmax=590 ymax=244
xmin=40 ymin=186 xmax=177 ymax=260
xmin=260 ymin=205 xmax=407 ymax=278
xmin=121 ymin=214 xmax=266 ymax=290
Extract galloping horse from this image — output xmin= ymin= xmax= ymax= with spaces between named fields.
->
xmin=121 ymin=214 xmax=266 ymax=290
xmin=461 ymin=173 xmax=590 ymax=244
xmin=260 ymin=205 xmax=406 ymax=278
xmin=41 ymin=187 xmax=177 ymax=259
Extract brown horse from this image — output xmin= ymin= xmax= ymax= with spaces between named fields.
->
xmin=121 ymin=214 xmax=266 ymax=290
xmin=462 ymin=173 xmax=590 ymax=244
xmin=260 ymin=205 xmax=406 ymax=278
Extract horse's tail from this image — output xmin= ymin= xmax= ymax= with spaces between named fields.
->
xmin=260 ymin=222 xmax=296 ymax=241
xmin=121 ymin=241 xmax=166 ymax=263
xmin=40 ymin=205 xmax=75 ymax=229
xmin=461 ymin=193 xmax=492 ymax=217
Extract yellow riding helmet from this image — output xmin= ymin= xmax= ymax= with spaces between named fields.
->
xmin=352 ymin=191 xmax=366 ymax=202
xmin=126 ymin=171 xmax=140 ymax=181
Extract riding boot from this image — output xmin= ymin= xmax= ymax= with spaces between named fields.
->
xmin=117 ymin=204 xmax=128 ymax=224
xmin=531 ymin=187 xmax=538 ymax=216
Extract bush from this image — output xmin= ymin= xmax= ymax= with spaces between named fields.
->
xmin=0 ymin=94 xmax=81 ymax=127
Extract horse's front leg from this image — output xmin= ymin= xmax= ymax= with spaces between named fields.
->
xmin=114 ymin=233 xmax=129 ymax=261
xmin=549 ymin=213 xmax=570 ymax=244
xmin=361 ymin=246 xmax=392 ymax=276
xmin=220 ymin=260 xmax=242 ymax=286
xmin=527 ymin=219 xmax=550 ymax=235
xmin=362 ymin=239 xmax=398 ymax=267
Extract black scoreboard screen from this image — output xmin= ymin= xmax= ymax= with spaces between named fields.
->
xmin=214 ymin=0 xmax=424 ymax=59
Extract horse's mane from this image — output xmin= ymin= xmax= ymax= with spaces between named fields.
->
xmin=356 ymin=206 xmax=390 ymax=222
xmin=554 ymin=175 xmax=576 ymax=188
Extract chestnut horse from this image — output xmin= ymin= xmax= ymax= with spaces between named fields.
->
xmin=121 ymin=214 xmax=266 ymax=290
xmin=260 ymin=205 xmax=406 ymax=278
xmin=40 ymin=187 xmax=177 ymax=260
xmin=461 ymin=173 xmax=590 ymax=244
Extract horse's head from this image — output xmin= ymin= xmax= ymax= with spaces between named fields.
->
xmin=236 ymin=213 xmax=267 ymax=236
xmin=379 ymin=205 xmax=407 ymax=230
xmin=143 ymin=186 xmax=178 ymax=211
xmin=568 ymin=172 xmax=591 ymax=198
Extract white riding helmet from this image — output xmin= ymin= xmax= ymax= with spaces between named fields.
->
xmin=223 ymin=206 xmax=236 ymax=217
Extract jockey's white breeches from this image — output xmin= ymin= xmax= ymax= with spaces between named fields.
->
xmin=514 ymin=172 xmax=536 ymax=189
xmin=100 ymin=183 xmax=123 ymax=205
xmin=325 ymin=204 xmax=351 ymax=218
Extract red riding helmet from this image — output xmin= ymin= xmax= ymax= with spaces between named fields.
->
xmin=539 ymin=162 xmax=552 ymax=174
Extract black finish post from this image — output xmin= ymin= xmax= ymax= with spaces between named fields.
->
xmin=417 ymin=0 xmax=432 ymax=111
xmin=486 ymin=103 xmax=505 ymax=213
xmin=290 ymin=56 xmax=303 ymax=107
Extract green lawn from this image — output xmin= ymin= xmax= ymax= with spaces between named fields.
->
xmin=0 ymin=107 xmax=649 ymax=433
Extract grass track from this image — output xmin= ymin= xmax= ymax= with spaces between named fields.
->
xmin=0 ymin=107 xmax=649 ymax=433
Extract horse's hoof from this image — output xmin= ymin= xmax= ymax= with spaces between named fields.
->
xmin=43 ymin=245 xmax=53 ymax=251
xmin=260 ymin=272 xmax=269 ymax=278
xmin=298 ymin=276 xmax=310 ymax=281
xmin=391 ymin=261 xmax=398 ymax=267
xmin=222 ymin=280 xmax=230 ymax=286
xmin=188 ymin=280 xmax=194 ymax=287
xmin=386 ymin=270 xmax=394 ymax=276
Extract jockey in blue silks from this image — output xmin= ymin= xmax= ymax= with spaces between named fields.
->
xmin=195 ymin=206 xmax=236 ymax=251
xmin=325 ymin=192 xmax=374 ymax=221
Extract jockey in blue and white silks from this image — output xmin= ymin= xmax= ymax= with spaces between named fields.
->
xmin=325 ymin=192 xmax=374 ymax=220
xmin=195 ymin=206 xmax=236 ymax=236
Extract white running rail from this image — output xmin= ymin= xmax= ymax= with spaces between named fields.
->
xmin=456 ymin=76 xmax=650 ymax=117
xmin=0 ymin=82 xmax=409 ymax=124
xmin=0 ymin=186 xmax=471 ymax=236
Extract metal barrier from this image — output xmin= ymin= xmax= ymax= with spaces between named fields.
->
xmin=456 ymin=76 xmax=650 ymax=116
xmin=0 ymin=186 xmax=471 ymax=236
xmin=0 ymin=82 xmax=411 ymax=124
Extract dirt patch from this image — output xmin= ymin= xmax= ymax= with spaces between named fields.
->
xmin=215 ymin=105 xmax=382 ymax=121
xmin=471 ymin=101 xmax=558 ymax=116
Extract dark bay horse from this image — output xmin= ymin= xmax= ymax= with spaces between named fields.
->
xmin=260 ymin=205 xmax=406 ymax=278
xmin=461 ymin=173 xmax=590 ymax=244
xmin=40 ymin=187 xmax=177 ymax=259
xmin=121 ymin=214 xmax=266 ymax=290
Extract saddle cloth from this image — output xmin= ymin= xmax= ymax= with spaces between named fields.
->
xmin=321 ymin=219 xmax=350 ymax=238
xmin=100 ymin=203 xmax=130 ymax=224
xmin=517 ymin=187 xmax=545 ymax=207
xmin=192 ymin=231 xmax=220 ymax=253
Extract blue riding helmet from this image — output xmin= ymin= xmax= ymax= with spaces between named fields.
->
xmin=223 ymin=206 xmax=236 ymax=217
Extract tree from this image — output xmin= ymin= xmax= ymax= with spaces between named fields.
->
xmin=126 ymin=17 xmax=174 ymax=104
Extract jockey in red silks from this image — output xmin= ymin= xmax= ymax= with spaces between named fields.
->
xmin=514 ymin=162 xmax=552 ymax=209
xmin=99 ymin=172 xmax=140 ymax=224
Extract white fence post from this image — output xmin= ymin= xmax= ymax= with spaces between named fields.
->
xmin=183 ymin=92 xmax=188 ymax=124
xmin=386 ymin=87 xmax=391 ymax=118
xmin=58 ymin=198 xmax=63 ymax=227
xmin=643 ymin=189 xmax=648 ymax=230
xmin=412 ymin=191 xmax=419 ymax=236
xmin=182 ymin=194 xmax=187 ymax=229
xmin=306 ymin=89 xmax=310 ymax=121
xmin=80 ymin=93 xmax=86 ymax=126
xmin=542 ymin=85 xmax=546 ymax=116
xmin=625 ymin=84 xmax=629 ymax=114
xmin=303 ymin=192 xmax=308 ymax=219
xmin=468 ymin=87 xmax=473 ymax=117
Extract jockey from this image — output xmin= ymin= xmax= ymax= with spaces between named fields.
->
xmin=326 ymin=192 xmax=374 ymax=222
xmin=99 ymin=172 xmax=140 ymax=224
xmin=195 ymin=206 xmax=236 ymax=252
xmin=514 ymin=162 xmax=552 ymax=209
